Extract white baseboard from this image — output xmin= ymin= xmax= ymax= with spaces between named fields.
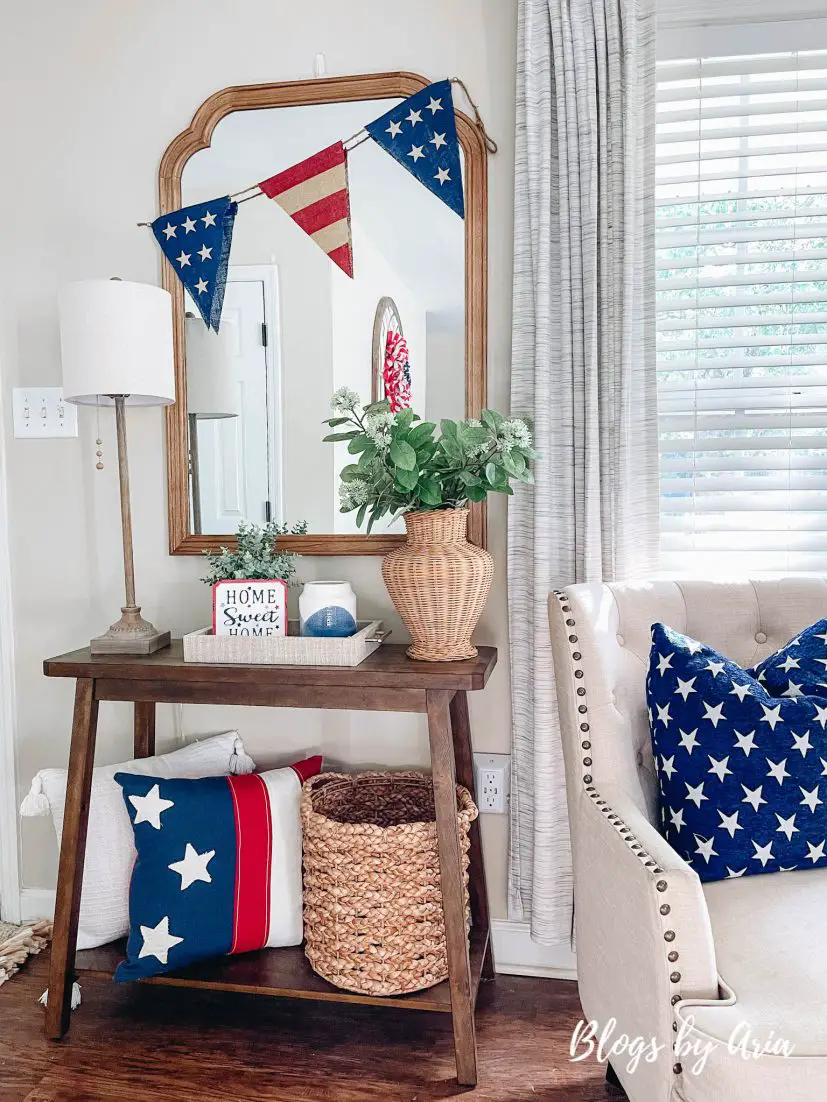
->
xmin=19 ymin=891 xmax=578 ymax=982
xmin=19 ymin=887 xmax=55 ymax=923
xmin=491 ymin=920 xmax=577 ymax=980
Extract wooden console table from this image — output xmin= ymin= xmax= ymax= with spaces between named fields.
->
xmin=42 ymin=641 xmax=497 ymax=1087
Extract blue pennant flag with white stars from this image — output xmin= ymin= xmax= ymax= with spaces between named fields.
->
xmin=364 ymin=79 xmax=464 ymax=218
xmin=151 ymin=197 xmax=238 ymax=331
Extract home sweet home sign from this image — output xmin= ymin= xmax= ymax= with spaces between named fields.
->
xmin=212 ymin=579 xmax=288 ymax=637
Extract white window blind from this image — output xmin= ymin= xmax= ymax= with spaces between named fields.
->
xmin=656 ymin=49 xmax=827 ymax=573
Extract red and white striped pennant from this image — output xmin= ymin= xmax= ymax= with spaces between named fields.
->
xmin=258 ymin=141 xmax=354 ymax=277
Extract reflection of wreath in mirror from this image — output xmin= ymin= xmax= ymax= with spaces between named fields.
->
xmin=371 ymin=296 xmax=411 ymax=410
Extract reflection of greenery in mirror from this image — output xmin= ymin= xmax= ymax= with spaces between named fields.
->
xmin=163 ymin=75 xmax=488 ymax=555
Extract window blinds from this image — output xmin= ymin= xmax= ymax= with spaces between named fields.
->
xmin=656 ymin=50 xmax=827 ymax=573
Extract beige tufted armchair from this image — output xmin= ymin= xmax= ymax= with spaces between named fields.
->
xmin=549 ymin=578 xmax=827 ymax=1102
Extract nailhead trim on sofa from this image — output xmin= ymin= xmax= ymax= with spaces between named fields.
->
xmin=552 ymin=588 xmax=683 ymax=1079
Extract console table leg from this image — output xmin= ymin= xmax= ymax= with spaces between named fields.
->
xmin=46 ymin=678 xmax=99 ymax=1039
xmin=427 ymin=688 xmax=478 ymax=1088
xmin=449 ymin=689 xmax=494 ymax=981
xmin=133 ymin=700 xmax=156 ymax=759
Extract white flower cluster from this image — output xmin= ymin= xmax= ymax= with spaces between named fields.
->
xmin=330 ymin=386 xmax=360 ymax=414
xmin=338 ymin=479 xmax=372 ymax=511
xmin=464 ymin=419 xmax=490 ymax=459
xmin=499 ymin=418 xmax=532 ymax=453
xmin=364 ymin=410 xmax=395 ymax=452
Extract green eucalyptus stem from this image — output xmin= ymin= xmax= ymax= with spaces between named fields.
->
xmin=323 ymin=388 xmax=536 ymax=530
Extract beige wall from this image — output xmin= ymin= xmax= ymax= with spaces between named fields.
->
xmin=0 ymin=0 xmax=517 ymax=917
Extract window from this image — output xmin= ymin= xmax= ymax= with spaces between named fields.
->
xmin=656 ymin=50 xmax=827 ymax=573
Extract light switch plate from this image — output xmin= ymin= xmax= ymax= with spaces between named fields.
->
xmin=13 ymin=387 xmax=78 ymax=439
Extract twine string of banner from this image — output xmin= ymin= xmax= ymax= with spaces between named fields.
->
xmin=137 ymin=77 xmax=496 ymax=228
xmin=450 ymin=77 xmax=498 ymax=154
xmin=231 ymin=186 xmax=264 ymax=205
xmin=343 ymin=129 xmax=370 ymax=153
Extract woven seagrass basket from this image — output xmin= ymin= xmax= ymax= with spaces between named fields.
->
xmin=301 ymin=771 xmax=477 ymax=996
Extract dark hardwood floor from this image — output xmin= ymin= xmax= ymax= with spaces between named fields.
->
xmin=0 ymin=951 xmax=619 ymax=1101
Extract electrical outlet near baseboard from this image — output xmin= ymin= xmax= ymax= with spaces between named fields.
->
xmin=473 ymin=752 xmax=511 ymax=814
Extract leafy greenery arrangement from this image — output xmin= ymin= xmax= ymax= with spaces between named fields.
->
xmin=201 ymin=520 xmax=308 ymax=585
xmin=322 ymin=388 xmax=536 ymax=532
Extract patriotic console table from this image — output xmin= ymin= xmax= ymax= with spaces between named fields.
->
xmin=42 ymin=640 xmax=497 ymax=1088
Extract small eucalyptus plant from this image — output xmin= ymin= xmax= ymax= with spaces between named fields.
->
xmin=323 ymin=387 xmax=536 ymax=532
xmin=201 ymin=520 xmax=308 ymax=585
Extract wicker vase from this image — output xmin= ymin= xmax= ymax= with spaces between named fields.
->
xmin=382 ymin=508 xmax=493 ymax=662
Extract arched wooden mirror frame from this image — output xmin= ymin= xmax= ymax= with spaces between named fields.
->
xmin=160 ymin=72 xmax=488 ymax=555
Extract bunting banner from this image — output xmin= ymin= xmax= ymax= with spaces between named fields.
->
xmin=151 ymin=197 xmax=237 ymax=331
xmin=364 ymin=80 xmax=464 ymax=218
xmin=258 ymin=142 xmax=354 ymax=278
xmin=144 ymin=78 xmax=495 ymax=330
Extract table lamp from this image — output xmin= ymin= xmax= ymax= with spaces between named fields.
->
xmin=185 ymin=314 xmax=238 ymax=535
xmin=59 ymin=279 xmax=175 ymax=655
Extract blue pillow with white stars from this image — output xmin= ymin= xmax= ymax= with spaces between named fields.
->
xmin=749 ymin=619 xmax=827 ymax=701
xmin=113 ymin=756 xmax=322 ymax=981
xmin=648 ymin=622 xmax=827 ymax=883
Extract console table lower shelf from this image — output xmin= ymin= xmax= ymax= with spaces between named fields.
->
xmin=42 ymin=641 xmax=497 ymax=1088
xmin=75 ymin=926 xmax=490 ymax=1013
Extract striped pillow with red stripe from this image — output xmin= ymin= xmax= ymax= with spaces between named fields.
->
xmin=114 ymin=756 xmax=321 ymax=981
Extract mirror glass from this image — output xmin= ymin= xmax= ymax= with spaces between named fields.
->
xmin=180 ymin=99 xmax=465 ymax=537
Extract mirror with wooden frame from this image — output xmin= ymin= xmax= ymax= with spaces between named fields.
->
xmin=160 ymin=72 xmax=487 ymax=555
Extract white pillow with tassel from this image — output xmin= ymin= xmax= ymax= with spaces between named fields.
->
xmin=20 ymin=731 xmax=256 ymax=951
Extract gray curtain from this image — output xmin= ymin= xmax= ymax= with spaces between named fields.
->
xmin=508 ymin=0 xmax=659 ymax=945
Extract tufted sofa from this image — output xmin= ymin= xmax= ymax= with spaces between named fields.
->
xmin=549 ymin=578 xmax=827 ymax=1102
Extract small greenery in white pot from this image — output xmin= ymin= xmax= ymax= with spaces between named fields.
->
xmin=322 ymin=388 xmax=536 ymax=532
xmin=201 ymin=520 xmax=308 ymax=585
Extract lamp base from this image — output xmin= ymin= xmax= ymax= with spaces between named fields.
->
xmin=90 ymin=606 xmax=171 ymax=655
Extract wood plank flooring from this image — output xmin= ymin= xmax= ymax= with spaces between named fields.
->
xmin=0 ymin=951 xmax=620 ymax=1102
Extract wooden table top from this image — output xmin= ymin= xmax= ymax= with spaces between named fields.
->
xmin=43 ymin=641 xmax=498 ymax=692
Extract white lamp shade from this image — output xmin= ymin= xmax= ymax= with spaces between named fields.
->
xmin=59 ymin=280 xmax=175 ymax=406
xmin=185 ymin=316 xmax=239 ymax=419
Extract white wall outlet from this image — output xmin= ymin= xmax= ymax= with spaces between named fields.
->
xmin=473 ymin=752 xmax=511 ymax=814
xmin=13 ymin=387 xmax=77 ymax=439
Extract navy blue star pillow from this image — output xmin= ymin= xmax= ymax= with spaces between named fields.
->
xmin=749 ymin=619 xmax=827 ymax=701
xmin=648 ymin=622 xmax=827 ymax=883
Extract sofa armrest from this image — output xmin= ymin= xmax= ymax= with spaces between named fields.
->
xmin=574 ymin=779 xmax=719 ymax=1091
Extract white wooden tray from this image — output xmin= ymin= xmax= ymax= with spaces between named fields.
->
xmin=182 ymin=620 xmax=389 ymax=667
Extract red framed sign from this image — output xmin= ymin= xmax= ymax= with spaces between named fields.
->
xmin=212 ymin=579 xmax=288 ymax=638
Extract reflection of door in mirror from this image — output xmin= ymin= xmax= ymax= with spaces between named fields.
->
xmin=180 ymin=96 xmax=465 ymax=541
xmin=187 ymin=268 xmax=281 ymax=534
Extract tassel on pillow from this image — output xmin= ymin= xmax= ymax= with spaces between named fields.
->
xmin=19 ymin=774 xmax=50 ymax=816
xmin=229 ymin=735 xmax=256 ymax=775
xmin=39 ymin=982 xmax=81 ymax=1010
